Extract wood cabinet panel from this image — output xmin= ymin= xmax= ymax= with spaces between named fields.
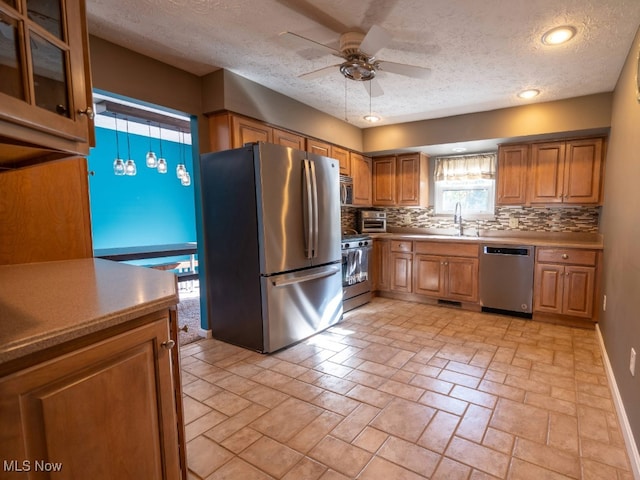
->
xmin=415 ymin=241 xmax=478 ymax=257
xmin=391 ymin=240 xmax=413 ymax=253
xmin=563 ymin=266 xmax=595 ymax=318
xmin=351 ymin=152 xmax=372 ymax=206
xmin=231 ymin=115 xmax=272 ymax=146
xmin=390 ymin=252 xmax=413 ymax=293
xmin=331 ymin=145 xmax=351 ymax=176
xmin=372 ymin=239 xmax=390 ymax=291
xmin=497 ymin=144 xmax=528 ymax=205
xmin=414 ymin=254 xmax=445 ymax=297
xmin=0 ymin=316 xmax=182 ymax=480
xmin=529 ymin=142 xmax=565 ymax=204
xmin=0 ymin=157 xmax=93 ymax=265
xmin=273 ymin=128 xmax=305 ymax=149
xmin=563 ymin=138 xmax=603 ymax=204
xmin=372 ymin=156 xmax=397 ymax=205
xmin=306 ymin=138 xmax=331 ymax=157
xmin=447 ymin=257 xmax=479 ymax=302
xmin=534 ymin=263 xmax=564 ymax=314
xmin=396 ymin=153 xmax=421 ymax=205
xmin=536 ymin=248 xmax=597 ymax=266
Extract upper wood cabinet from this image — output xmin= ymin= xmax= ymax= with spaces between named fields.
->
xmin=231 ymin=115 xmax=272 ymax=145
xmin=351 ymin=152 xmax=372 ymax=206
xmin=372 ymin=155 xmax=397 ymax=205
xmin=273 ymin=127 xmax=305 ymax=150
xmin=529 ymin=138 xmax=604 ymax=205
xmin=372 ymin=153 xmax=429 ymax=207
xmin=307 ymin=139 xmax=350 ymax=175
xmin=496 ymin=144 xmax=529 ymax=205
xmin=0 ymin=0 xmax=95 ymax=166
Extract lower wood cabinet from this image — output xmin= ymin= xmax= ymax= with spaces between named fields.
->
xmin=534 ymin=248 xmax=597 ymax=319
xmin=0 ymin=312 xmax=185 ymax=480
xmin=373 ymin=239 xmax=479 ymax=304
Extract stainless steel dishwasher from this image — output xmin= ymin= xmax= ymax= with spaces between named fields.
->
xmin=479 ymin=245 xmax=535 ymax=317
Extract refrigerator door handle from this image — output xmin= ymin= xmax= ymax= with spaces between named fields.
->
xmin=271 ymin=265 xmax=340 ymax=287
xmin=309 ymin=159 xmax=319 ymax=259
xmin=302 ymin=159 xmax=314 ymax=259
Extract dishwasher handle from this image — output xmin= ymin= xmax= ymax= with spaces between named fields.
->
xmin=483 ymin=246 xmax=533 ymax=256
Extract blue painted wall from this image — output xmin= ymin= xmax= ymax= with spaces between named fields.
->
xmin=87 ymin=126 xmax=196 ymax=250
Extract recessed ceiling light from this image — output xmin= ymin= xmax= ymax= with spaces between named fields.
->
xmin=541 ymin=26 xmax=577 ymax=45
xmin=363 ymin=114 xmax=380 ymax=123
xmin=518 ymin=89 xmax=540 ymax=99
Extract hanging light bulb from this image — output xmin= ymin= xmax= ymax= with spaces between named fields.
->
xmin=113 ymin=114 xmax=126 ymax=175
xmin=156 ymin=123 xmax=167 ymax=173
xmin=124 ymin=118 xmax=136 ymax=176
xmin=145 ymin=120 xmax=158 ymax=168
xmin=176 ymin=129 xmax=186 ymax=179
xmin=180 ymin=171 xmax=191 ymax=187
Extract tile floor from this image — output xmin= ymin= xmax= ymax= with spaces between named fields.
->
xmin=179 ymin=297 xmax=633 ymax=479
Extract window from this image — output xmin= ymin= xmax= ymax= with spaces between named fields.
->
xmin=434 ymin=153 xmax=497 ymax=217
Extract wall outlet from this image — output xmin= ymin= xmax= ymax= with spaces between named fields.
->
xmin=631 ymin=348 xmax=636 ymax=377
xmin=403 ymin=213 xmax=412 ymax=224
xmin=603 ymin=294 xmax=607 ymax=311
xmin=509 ymin=216 xmax=519 ymax=228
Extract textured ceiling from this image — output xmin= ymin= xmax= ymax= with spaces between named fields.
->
xmin=86 ymin=0 xmax=640 ymax=129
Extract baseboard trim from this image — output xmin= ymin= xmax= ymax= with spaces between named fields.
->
xmin=596 ymin=324 xmax=640 ymax=479
xmin=198 ymin=328 xmax=212 ymax=339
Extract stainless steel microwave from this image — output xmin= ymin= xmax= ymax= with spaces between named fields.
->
xmin=340 ymin=175 xmax=353 ymax=205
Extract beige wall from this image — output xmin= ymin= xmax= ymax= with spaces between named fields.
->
xmin=600 ymin=26 xmax=640 ymax=455
xmin=363 ymin=93 xmax=612 ymax=153
xmin=201 ymin=70 xmax=363 ymax=152
xmin=89 ymin=36 xmax=210 ymax=151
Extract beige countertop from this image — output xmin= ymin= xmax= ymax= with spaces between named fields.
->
xmin=0 ymin=258 xmax=179 ymax=364
xmin=371 ymin=228 xmax=603 ymax=249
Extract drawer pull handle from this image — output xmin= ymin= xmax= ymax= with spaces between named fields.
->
xmin=161 ymin=340 xmax=176 ymax=350
xmin=562 ymin=254 xmax=569 ymax=259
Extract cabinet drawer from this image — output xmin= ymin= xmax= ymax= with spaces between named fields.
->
xmin=415 ymin=241 xmax=479 ymax=258
xmin=536 ymin=248 xmax=597 ymax=266
xmin=391 ymin=240 xmax=413 ymax=253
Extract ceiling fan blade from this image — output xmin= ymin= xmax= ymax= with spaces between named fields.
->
xmin=377 ymin=60 xmax=431 ymax=79
xmin=359 ymin=25 xmax=391 ymax=56
xmin=299 ymin=64 xmax=341 ymax=80
xmin=279 ymin=31 xmax=341 ymax=56
xmin=363 ymin=79 xmax=384 ymax=97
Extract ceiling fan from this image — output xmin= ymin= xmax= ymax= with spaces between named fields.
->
xmin=281 ymin=25 xmax=431 ymax=97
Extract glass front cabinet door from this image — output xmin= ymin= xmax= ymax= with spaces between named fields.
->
xmin=0 ymin=0 xmax=94 ymax=158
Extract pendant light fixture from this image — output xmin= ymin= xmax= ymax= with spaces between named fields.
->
xmin=176 ymin=129 xmax=187 ymax=179
xmin=112 ymin=113 xmax=125 ymax=176
xmin=124 ymin=118 xmax=137 ymax=176
xmin=156 ymin=123 xmax=168 ymax=174
xmin=145 ymin=120 xmax=158 ymax=168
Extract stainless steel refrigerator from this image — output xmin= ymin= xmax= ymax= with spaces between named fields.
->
xmin=199 ymin=142 xmax=343 ymax=353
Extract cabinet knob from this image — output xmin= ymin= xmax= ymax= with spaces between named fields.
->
xmin=161 ymin=339 xmax=176 ymax=350
xmin=78 ymin=106 xmax=95 ymax=120
xmin=562 ymin=254 xmax=569 ymax=259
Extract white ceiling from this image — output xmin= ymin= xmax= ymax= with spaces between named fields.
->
xmin=86 ymin=0 xmax=640 ymax=130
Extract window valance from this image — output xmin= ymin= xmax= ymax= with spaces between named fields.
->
xmin=434 ymin=153 xmax=497 ymax=181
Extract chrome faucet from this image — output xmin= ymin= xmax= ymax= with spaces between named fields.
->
xmin=453 ymin=202 xmax=463 ymax=236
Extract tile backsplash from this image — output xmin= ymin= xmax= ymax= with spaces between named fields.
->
xmin=341 ymin=206 xmax=600 ymax=233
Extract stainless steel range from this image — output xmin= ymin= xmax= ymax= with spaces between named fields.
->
xmin=341 ymin=234 xmax=372 ymax=312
